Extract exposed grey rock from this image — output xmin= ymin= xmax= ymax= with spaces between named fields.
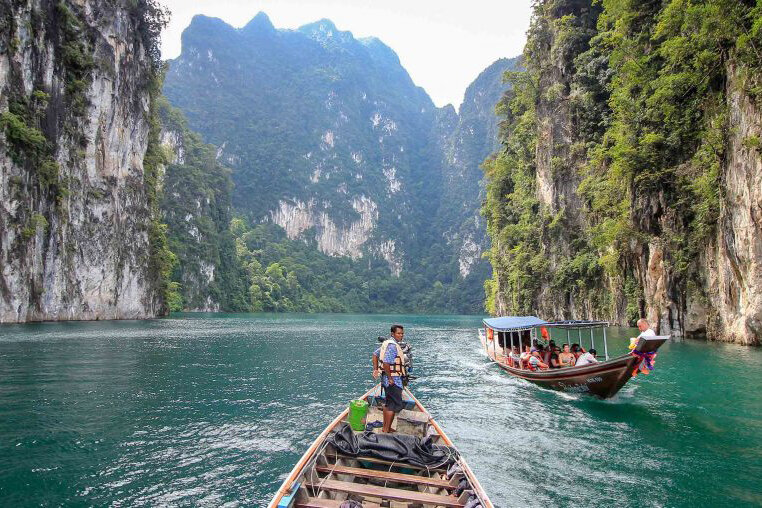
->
xmin=0 ymin=1 xmax=161 ymax=322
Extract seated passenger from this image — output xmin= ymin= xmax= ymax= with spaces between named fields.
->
xmin=519 ymin=345 xmax=531 ymax=368
xmin=510 ymin=347 xmax=521 ymax=367
xmin=558 ymin=344 xmax=576 ymax=367
xmin=528 ymin=348 xmax=549 ymax=370
xmin=571 ymin=343 xmax=584 ymax=361
xmin=538 ymin=344 xmax=551 ymax=364
xmin=549 ymin=347 xmax=561 ymax=368
xmin=575 ymin=348 xmax=598 ymax=367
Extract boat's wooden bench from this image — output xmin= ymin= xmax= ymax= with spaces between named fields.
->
xmin=294 ymin=497 xmax=382 ymax=508
xmin=315 ymin=464 xmax=456 ymax=489
xmin=334 ymin=453 xmax=449 ymax=472
xmin=304 ymin=478 xmax=466 ymax=507
xmin=294 ymin=498 xmax=341 ymax=508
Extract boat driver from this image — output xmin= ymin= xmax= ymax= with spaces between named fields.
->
xmin=637 ymin=318 xmax=656 ymax=338
xmin=372 ymin=325 xmax=407 ymax=433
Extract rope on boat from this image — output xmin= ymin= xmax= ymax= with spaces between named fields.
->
xmin=382 ymin=460 xmax=398 ymax=489
xmin=306 ymin=440 xmax=331 ymax=498
xmin=311 ymin=442 xmax=342 ymax=499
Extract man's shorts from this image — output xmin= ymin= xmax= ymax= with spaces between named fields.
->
xmin=384 ymin=382 xmax=405 ymax=413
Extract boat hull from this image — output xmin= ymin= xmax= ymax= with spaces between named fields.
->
xmin=268 ymin=385 xmax=493 ymax=508
xmin=479 ymin=331 xmax=666 ymax=398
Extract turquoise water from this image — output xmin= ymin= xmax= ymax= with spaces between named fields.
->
xmin=1 ymin=314 xmax=760 ymax=506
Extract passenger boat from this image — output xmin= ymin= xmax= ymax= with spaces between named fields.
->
xmin=478 ymin=317 xmax=668 ymax=399
xmin=268 ymin=384 xmax=492 ymax=508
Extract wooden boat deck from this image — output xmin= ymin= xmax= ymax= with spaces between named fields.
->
xmin=269 ymin=386 xmax=492 ymax=508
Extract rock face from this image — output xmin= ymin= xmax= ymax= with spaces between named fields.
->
xmin=435 ymin=57 xmax=521 ymax=279
xmin=163 ymin=14 xmax=438 ymax=277
xmin=484 ymin=0 xmax=762 ymax=345
xmin=269 ymin=195 xmax=378 ymax=259
xmin=700 ymin=66 xmax=762 ymax=344
xmin=0 ymin=1 xmax=164 ymax=322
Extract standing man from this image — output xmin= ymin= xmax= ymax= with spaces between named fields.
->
xmin=372 ymin=325 xmax=407 ymax=433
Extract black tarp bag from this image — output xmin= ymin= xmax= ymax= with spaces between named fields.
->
xmin=327 ymin=422 xmax=457 ymax=469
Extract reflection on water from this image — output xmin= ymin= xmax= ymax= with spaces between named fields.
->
xmin=0 ymin=314 xmax=761 ymax=506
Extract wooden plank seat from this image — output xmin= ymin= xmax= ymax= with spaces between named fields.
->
xmin=294 ymin=498 xmax=383 ymax=508
xmin=304 ymin=478 xmax=466 ymax=507
xmin=294 ymin=498 xmax=341 ymax=508
xmin=334 ymin=454 xmax=449 ymax=472
xmin=315 ymin=464 xmax=455 ymax=490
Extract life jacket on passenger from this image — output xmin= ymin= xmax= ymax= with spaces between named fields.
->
xmin=379 ymin=338 xmax=409 ymax=380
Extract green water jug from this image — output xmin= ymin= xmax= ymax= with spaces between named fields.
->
xmin=347 ymin=399 xmax=369 ymax=431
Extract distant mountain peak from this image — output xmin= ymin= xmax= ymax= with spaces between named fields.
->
xmin=359 ymin=37 xmax=401 ymax=66
xmin=187 ymin=14 xmax=235 ymax=33
xmin=298 ymin=18 xmax=354 ymax=47
xmin=312 ymin=18 xmax=337 ymax=31
xmin=242 ymin=11 xmax=275 ymax=33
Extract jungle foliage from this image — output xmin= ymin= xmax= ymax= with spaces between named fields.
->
xmin=230 ymin=219 xmax=490 ymax=314
xmin=156 ymin=97 xmax=491 ymax=314
xmin=160 ymin=14 xmax=506 ymax=315
xmin=483 ymin=0 xmax=762 ymax=322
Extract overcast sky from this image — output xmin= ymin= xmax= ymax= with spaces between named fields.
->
xmin=159 ymin=0 xmax=531 ymax=109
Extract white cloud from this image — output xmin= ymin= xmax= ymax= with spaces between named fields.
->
xmin=159 ymin=0 xmax=531 ymax=108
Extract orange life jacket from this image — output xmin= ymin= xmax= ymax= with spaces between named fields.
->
xmin=379 ymin=338 xmax=408 ymax=377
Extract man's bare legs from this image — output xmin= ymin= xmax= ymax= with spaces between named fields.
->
xmin=382 ymin=406 xmax=395 ymax=433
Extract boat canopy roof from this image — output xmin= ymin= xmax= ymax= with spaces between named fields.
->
xmin=544 ymin=320 xmax=609 ymax=328
xmin=483 ymin=316 xmax=547 ymax=331
xmin=483 ymin=317 xmax=609 ymax=331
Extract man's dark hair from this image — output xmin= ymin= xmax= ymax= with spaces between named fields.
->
xmin=391 ymin=324 xmax=404 ymax=334
xmin=589 ymin=349 xmax=597 ymax=356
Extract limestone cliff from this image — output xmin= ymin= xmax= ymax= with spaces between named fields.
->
xmin=0 ymin=1 xmax=167 ymax=322
xmin=484 ymin=0 xmax=762 ymax=345
xmin=435 ymin=57 xmax=520 ymax=281
xmin=695 ymin=66 xmax=762 ymax=344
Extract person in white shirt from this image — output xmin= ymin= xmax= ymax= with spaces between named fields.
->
xmin=510 ymin=347 xmax=521 ymax=367
xmin=519 ymin=345 xmax=531 ymax=368
xmin=575 ymin=348 xmax=599 ymax=367
xmin=637 ymin=318 xmax=656 ymax=338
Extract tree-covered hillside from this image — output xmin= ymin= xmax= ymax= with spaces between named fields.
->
xmin=161 ymin=13 xmax=517 ymax=314
xmin=157 ymin=97 xmax=249 ymax=312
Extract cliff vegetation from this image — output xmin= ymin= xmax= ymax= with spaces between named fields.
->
xmin=484 ymin=0 xmax=762 ymax=344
